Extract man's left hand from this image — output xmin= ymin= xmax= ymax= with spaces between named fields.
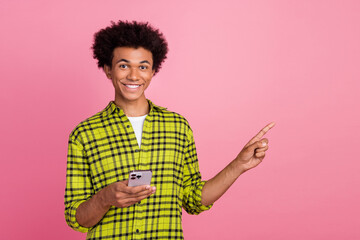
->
xmin=235 ymin=122 xmax=275 ymax=172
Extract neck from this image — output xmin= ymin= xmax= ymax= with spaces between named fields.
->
xmin=114 ymin=97 xmax=150 ymax=117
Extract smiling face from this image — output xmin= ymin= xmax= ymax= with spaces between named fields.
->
xmin=104 ymin=47 xmax=155 ymax=108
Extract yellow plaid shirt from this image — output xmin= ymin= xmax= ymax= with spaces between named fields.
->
xmin=65 ymin=100 xmax=212 ymax=239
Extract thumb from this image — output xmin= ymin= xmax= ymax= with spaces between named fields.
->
xmin=247 ymin=140 xmax=267 ymax=152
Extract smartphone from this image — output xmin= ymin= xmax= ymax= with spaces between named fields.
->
xmin=128 ymin=170 xmax=152 ymax=187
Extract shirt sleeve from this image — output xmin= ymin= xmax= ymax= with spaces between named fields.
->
xmin=182 ymin=126 xmax=213 ymax=214
xmin=64 ymin=133 xmax=94 ymax=233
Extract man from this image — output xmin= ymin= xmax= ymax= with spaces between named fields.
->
xmin=65 ymin=20 xmax=275 ymax=239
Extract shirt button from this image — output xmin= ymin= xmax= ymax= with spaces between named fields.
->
xmin=136 ymin=229 xmax=140 ymax=233
xmin=127 ymin=125 xmax=130 ymax=128
xmin=138 ymin=201 xmax=141 ymax=204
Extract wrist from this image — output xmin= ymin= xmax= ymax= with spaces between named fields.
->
xmin=231 ymin=158 xmax=247 ymax=175
xmin=96 ymin=187 xmax=112 ymax=210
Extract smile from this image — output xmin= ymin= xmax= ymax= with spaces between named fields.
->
xmin=124 ymin=84 xmax=141 ymax=89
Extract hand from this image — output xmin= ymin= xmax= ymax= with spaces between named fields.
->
xmin=101 ymin=180 xmax=156 ymax=208
xmin=235 ymin=122 xmax=275 ymax=172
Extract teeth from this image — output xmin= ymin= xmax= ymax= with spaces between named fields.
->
xmin=125 ymin=85 xmax=140 ymax=89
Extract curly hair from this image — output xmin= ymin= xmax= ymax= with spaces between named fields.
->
xmin=92 ymin=20 xmax=168 ymax=75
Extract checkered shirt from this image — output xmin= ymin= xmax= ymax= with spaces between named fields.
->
xmin=64 ymin=100 xmax=212 ymax=239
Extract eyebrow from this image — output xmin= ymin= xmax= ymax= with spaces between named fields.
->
xmin=116 ymin=59 xmax=151 ymax=65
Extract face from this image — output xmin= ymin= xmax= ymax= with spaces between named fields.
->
xmin=104 ymin=47 xmax=155 ymax=105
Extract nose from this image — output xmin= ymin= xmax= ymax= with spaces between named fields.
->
xmin=127 ymin=67 xmax=140 ymax=81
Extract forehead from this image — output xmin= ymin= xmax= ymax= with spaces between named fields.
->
xmin=112 ymin=47 xmax=153 ymax=64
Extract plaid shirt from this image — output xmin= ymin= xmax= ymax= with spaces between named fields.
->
xmin=65 ymin=100 xmax=212 ymax=239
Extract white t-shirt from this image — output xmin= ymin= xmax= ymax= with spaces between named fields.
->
xmin=127 ymin=115 xmax=147 ymax=148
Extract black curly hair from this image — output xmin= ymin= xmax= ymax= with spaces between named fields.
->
xmin=92 ymin=20 xmax=168 ymax=75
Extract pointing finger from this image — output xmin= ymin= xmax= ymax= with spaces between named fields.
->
xmin=245 ymin=122 xmax=275 ymax=148
xmin=253 ymin=122 xmax=275 ymax=141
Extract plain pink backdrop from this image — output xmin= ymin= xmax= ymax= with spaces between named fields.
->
xmin=1 ymin=0 xmax=359 ymax=239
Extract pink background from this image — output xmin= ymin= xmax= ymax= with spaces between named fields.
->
xmin=1 ymin=0 xmax=359 ymax=239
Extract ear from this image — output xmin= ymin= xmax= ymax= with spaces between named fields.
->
xmin=103 ymin=65 xmax=112 ymax=79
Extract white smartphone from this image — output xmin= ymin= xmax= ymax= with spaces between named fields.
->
xmin=128 ymin=170 xmax=152 ymax=187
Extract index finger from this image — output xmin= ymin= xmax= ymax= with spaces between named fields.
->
xmin=245 ymin=122 xmax=275 ymax=147
xmin=255 ymin=122 xmax=275 ymax=139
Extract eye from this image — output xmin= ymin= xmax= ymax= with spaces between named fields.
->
xmin=119 ymin=64 xmax=128 ymax=69
xmin=139 ymin=65 xmax=148 ymax=70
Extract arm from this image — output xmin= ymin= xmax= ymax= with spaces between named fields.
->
xmin=65 ymin=135 xmax=95 ymax=232
xmin=182 ymin=125 xmax=213 ymax=214
xmin=65 ymin=135 xmax=156 ymax=231
xmin=201 ymin=122 xmax=275 ymax=206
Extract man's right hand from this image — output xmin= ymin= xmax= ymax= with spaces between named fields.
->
xmin=76 ymin=180 xmax=156 ymax=228
xmin=101 ymin=180 xmax=156 ymax=208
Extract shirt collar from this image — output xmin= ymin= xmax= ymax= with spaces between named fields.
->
xmin=102 ymin=99 xmax=167 ymax=117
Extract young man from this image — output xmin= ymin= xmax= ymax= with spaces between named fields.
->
xmin=65 ymin=20 xmax=274 ymax=240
